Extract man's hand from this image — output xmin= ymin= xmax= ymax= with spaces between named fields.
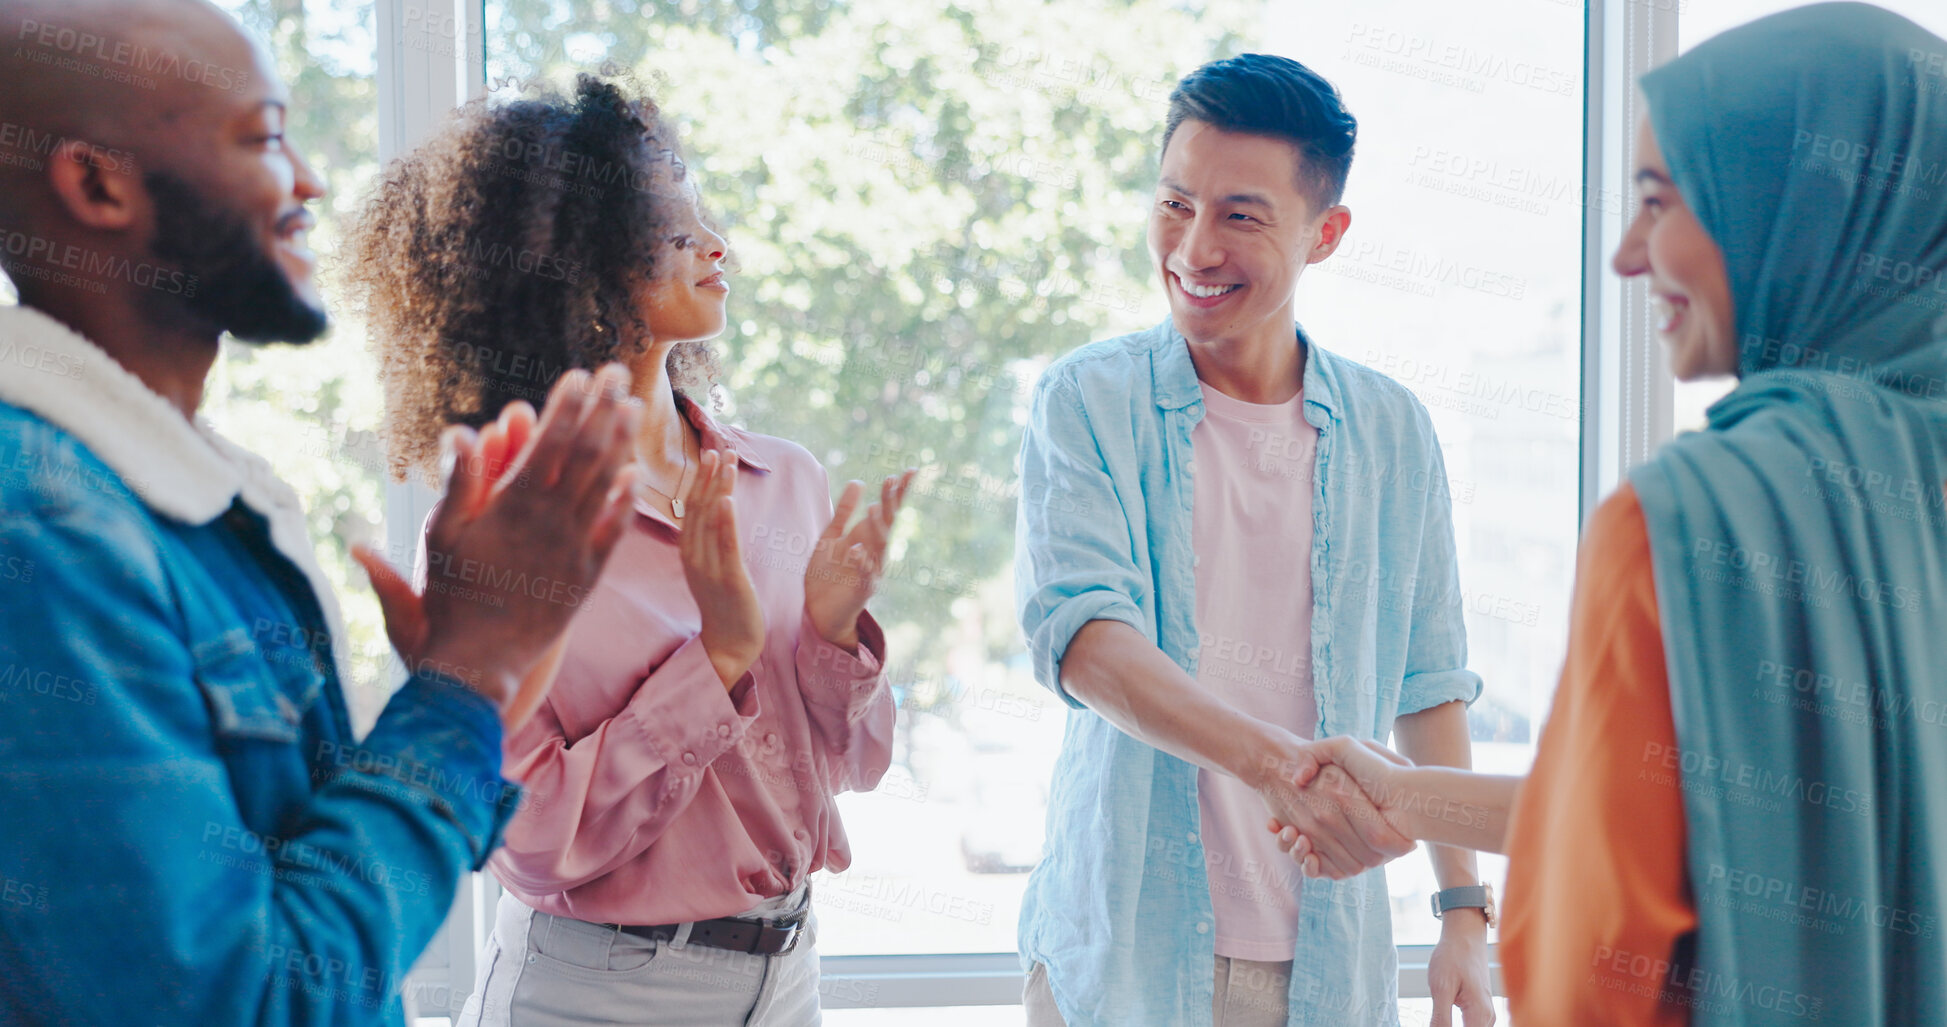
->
xmin=502 ymin=632 xmax=572 ymax=732
xmin=803 ymin=470 xmax=914 ymax=651
xmin=1428 ymin=911 xmax=1496 ymax=1027
xmin=355 ymin=397 xmax=536 ymax=677
xmin=357 ymin=365 xmax=641 ymax=722
xmin=1254 ymin=736 xmax=1416 ymax=880
xmin=1270 ymin=735 xmax=1418 ymax=875
xmin=680 ymin=449 xmax=766 ymax=690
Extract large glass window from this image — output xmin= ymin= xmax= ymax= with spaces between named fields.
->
xmin=482 ymin=0 xmax=1268 ymax=962
xmin=1277 ymin=0 xmax=1584 ymax=959
xmin=3 ymin=0 xmax=1925 ymax=1022
xmin=483 ymin=1 xmax=1584 ymax=999
xmin=0 ymin=0 xmax=1600 ymax=1021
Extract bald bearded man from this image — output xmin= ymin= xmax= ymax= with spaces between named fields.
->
xmin=0 ymin=1 xmax=645 ymax=1023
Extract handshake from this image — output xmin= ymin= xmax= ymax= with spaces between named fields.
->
xmin=1252 ymin=735 xmax=1511 ymax=879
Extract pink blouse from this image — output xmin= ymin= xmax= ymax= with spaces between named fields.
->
xmin=484 ymin=395 xmax=894 ymax=925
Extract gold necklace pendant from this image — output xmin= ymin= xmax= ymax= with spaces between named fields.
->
xmin=636 ymin=478 xmax=685 ymax=520
xmin=635 ymin=425 xmax=695 ymax=521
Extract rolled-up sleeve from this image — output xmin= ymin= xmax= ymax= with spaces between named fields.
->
xmin=1399 ymin=413 xmax=1484 ymax=715
xmin=1013 ymin=373 xmax=1147 ymax=708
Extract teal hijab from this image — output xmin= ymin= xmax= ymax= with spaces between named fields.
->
xmin=1630 ymin=4 xmax=1947 ymax=1024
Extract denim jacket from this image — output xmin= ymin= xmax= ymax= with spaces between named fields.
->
xmin=0 ymin=305 xmax=516 ymax=1025
xmin=1014 ymin=318 xmax=1481 ymax=1026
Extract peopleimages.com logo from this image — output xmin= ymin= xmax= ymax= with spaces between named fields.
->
xmin=15 ymin=17 xmax=252 ymax=93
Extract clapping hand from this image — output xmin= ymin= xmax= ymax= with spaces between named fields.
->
xmin=803 ymin=470 xmax=915 ymax=651
xmin=356 ymin=365 xmax=642 ymax=727
xmin=680 ymin=450 xmax=768 ymax=691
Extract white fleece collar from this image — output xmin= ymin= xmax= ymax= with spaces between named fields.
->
xmin=0 ymin=304 xmax=352 ymax=690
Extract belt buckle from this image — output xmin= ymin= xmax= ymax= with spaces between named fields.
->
xmin=755 ymin=919 xmax=802 ymax=955
xmin=761 ymin=897 xmax=808 ymax=954
xmin=740 ymin=882 xmax=810 ymax=955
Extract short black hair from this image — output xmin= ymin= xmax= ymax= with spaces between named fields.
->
xmin=1163 ymin=53 xmax=1357 ymax=210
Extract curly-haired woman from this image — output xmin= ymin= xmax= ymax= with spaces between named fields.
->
xmin=344 ymin=74 xmax=913 ymax=1026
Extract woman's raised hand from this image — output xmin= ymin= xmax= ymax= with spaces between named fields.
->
xmin=804 ymin=470 xmax=916 ymax=650
xmin=681 ymin=450 xmax=767 ymax=690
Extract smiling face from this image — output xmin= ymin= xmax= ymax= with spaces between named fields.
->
xmin=4 ymin=0 xmax=329 ymax=342
xmin=207 ymin=64 xmax=325 ymax=316
xmin=1613 ymin=115 xmax=1738 ymax=380
xmin=639 ymin=181 xmax=729 ymax=345
xmin=1146 ymin=119 xmax=1348 ymax=351
xmin=231 ymin=87 xmax=327 ymax=319
xmin=128 ymin=11 xmax=327 ymax=342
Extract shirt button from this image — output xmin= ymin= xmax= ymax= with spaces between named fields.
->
xmin=1187 ymin=832 xmax=1199 ymax=845
xmin=1195 ymin=922 xmax=1210 ymax=935
xmin=718 ymin=723 xmax=732 ymax=738
xmin=682 ymin=752 xmax=698 ymax=766
xmin=794 ymin=828 xmax=809 ymax=841
xmin=766 ymin=732 xmax=779 ymax=745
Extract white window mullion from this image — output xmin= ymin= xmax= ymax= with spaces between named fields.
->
xmin=1581 ymin=0 xmax=1680 ymax=530
xmin=379 ymin=0 xmax=483 ymax=1018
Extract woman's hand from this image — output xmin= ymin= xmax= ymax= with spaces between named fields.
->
xmin=804 ymin=470 xmax=915 ymax=650
xmin=1269 ymin=735 xmax=1418 ymax=876
xmin=681 ymin=450 xmax=766 ymax=690
xmin=1254 ymin=749 xmax=1416 ymax=880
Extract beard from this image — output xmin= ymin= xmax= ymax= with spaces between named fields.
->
xmin=144 ymin=171 xmax=329 ymax=345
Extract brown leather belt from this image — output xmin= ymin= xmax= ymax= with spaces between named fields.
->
xmin=612 ymin=888 xmax=810 ymax=956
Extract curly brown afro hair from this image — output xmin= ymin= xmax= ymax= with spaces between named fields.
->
xmin=342 ymin=73 xmax=722 ymax=481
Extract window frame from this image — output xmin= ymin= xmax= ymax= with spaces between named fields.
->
xmin=386 ymin=0 xmax=1680 ymax=1015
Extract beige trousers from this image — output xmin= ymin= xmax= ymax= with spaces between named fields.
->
xmin=1023 ymin=957 xmax=1292 ymax=1026
xmin=455 ymin=887 xmax=821 ymax=1027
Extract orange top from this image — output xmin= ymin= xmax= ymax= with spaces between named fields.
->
xmin=1502 ymin=484 xmax=1697 ymax=1026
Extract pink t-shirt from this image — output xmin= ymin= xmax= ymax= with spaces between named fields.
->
xmin=1190 ymin=381 xmax=1320 ymax=962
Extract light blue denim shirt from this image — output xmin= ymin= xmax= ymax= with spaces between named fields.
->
xmin=1014 ymin=318 xmax=1482 ymax=1026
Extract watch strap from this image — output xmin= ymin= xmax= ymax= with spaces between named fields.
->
xmin=1431 ymin=885 xmax=1495 ymax=925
